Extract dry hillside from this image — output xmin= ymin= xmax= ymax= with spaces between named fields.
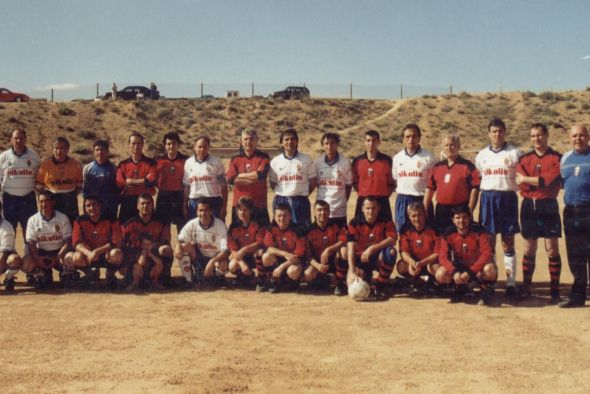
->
xmin=1 ymin=89 xmax=590 ymax=163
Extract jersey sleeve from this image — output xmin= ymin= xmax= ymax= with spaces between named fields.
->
xmin=25 ymin=217 xmax=36 ymax=244
xmin=72 ymin=220 xmax=82 ymax=247
xmin=218 ymin=223 xmax=228 ymax=252
xmin=215 ymin=159 xmax=226 ymax=183
xmin=469 ymin=231 xmax=492 ymax=274
xmin=145 ymin=160 xmax=158 ymax=188
xmin=62 ymin=217 xmax=72 ymax=240
xmin=385 ymin=221 xmax=398 ymax=241
xmin=36 ymin=161 xmax=47 ymax=186
xmin=263 ymin=228 xmax=274 ymax=249
xmin=540 ymin=154 xmax=562 ymax=188
xmin=257 ymin=156 xmax=271 ymax=180
xmin=228 ymin=228 xmax=239 ymax=251
xmin=0 ymin=222 xmax=16 ymax=252
xmin=177 ymin=222 xmax=191 ymax=243
xmin=294 ymin=234 xmax=307 ymax=258
xmin=116 ymin=163 xmax=127 ymax=188
xmin=226 ymin=158 xmax=238 ymax=184
xmin=111 ymin=222 xmax=122 ymax=248
xmin=307 ymin=156 xmax=317 ymax=179
xmin=399 ymin=232 xmax=411 ymax=254
xmin=268 ymin=162 xmax=278 ymax=184
xmin=438 ymin=236 xmax=454 ymax=274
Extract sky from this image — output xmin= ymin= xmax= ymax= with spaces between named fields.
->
xmin=2 ymin=0 xmax=590 ymax=100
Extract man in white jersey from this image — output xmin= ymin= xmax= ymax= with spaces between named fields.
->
xmin=475 ymin=118 xmax=522 ymax=298
xmin=392 ymin=123 xmax=436 ymax=232
xmin=0 ymin=129 xmax=41 ymax=244
xmin=0 ymin=200 xmax=22 ymax=292
xmin=175 ymin=197 xmax=229 ymax=287
xmin=183 ymin=136 xmax=227 ymax=220
xmin=269 ymin=129 xmax=317 ymax=228
xmin=22 ymin=191 xmax=72 ymax=289
xmin=314 ymin=132 xmax=352 ymax=228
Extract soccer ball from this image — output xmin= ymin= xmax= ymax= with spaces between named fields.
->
xmin=348 ymin=278 xmax=370 ymax=301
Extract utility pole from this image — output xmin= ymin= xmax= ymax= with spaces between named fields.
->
xmin=200 ymin=82 xmax=203 ymax=98
xmin=96 ymin=83 xmax=99 ymax=98
xmin=349 ymin=83 xmax=352 ymax=99
xmin=400 ymin=84 xmax=403 ymax=99
xmin=252 ymin=82 xmax=254 ymax=97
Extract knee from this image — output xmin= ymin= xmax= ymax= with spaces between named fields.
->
xmin=482 ymin=263 xmax=498 ymax=281
xmin=159 ymin=245 xmax=173 ymax=258
xmin=107 ymin=249 xmax=123 ymax=265
xmin=303 ymin=266 xmax=317 ymax=283
xmin=435 ymin=267 xmax=451 ymax=284
xmin=72 ymin=252 xmax=88 ymax=267
xmin=287 ymin=264 xmax=302 ymax=280
xmin=262 ymin=253 xmax=275 ymax=267
xmin=228 ymin=260 xmax=239 ymax=273
xmin=396 ymin=260 xmax=408 ymax=274
xmin=6 ymin=253 xmax=22 ymax=269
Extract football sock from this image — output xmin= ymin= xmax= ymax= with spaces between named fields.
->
xmin=5 ymin=268 xmax=18 ymax=280
xmin=504 ymin=252 xmax=516 ymax=287
xmin=178 ymin=255 xmax=193 ymax=283
xmin=548 ymin=255 xmax=562 ymax=294
xmin=522 ymin=254 xmax=536 ymax=286
xmin=335 ymin=259 xmax=347 ymax=283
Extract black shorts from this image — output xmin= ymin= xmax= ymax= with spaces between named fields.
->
xmin=520 ymin=198 xmax=562 ymax=239
xmin=54 ymin=191 xmax=79 ymax=222
xmin=156 ymin=190 xmax=186 ymax=227
xmin=329 ymin=217 xmax=348 ymax=230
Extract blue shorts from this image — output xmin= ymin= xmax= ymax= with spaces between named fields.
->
xmin=2 ymin=192 xmax=37 ymax=234
xmin=394 ymin=194 xmax=433 ymax=233
xmin=272 ymin=195 xmax=311 ymax=228
xmin=479 ymin=191 xmax=520 ymax=235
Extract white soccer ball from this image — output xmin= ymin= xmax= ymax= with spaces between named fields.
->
xmin=348 ymin=278 xmax=371 ymax=301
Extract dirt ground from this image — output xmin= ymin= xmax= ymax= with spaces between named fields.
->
xmin=1 ymin=191 xmax=589 ymax=394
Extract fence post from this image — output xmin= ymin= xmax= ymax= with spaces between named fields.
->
xmin=200 ymin=82 xmax=203 ymax=98
xmin=252 ymin=82 xmax=254 ymax=97
xmin=96 ymin=83 xmax=99 ymax=98
xmin=349 ymin=83 xmax=352 ymax=99
xmin=51 ymin=89 xmax=54 ymax=102
xmin=449 ymin=85 xmax=453 ymax=95
xmin=400 ymin=84 xmax=403 ymax=99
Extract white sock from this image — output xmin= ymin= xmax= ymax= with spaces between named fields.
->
xmin=5 ymin=268 xmax=18 ymax=280
xmin=504 ymin=253 xmax=516 ymax=286
xmin=179 ymin=255 xmax=193 ymax=283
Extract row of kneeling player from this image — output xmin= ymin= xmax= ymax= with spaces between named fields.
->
xmin=2 ymin=191 xmax=499 ymax=306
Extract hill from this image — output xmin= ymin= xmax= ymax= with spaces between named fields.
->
xmin=1 ymin=89 xmax=590 ymax=163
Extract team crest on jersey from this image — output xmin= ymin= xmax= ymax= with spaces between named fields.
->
xmin=206 ymin=164 xmax=214 ymax=174
xmin=296 ymin=163 xmax=302 ymax=172
xmin=416 ymin=239 xmax=423 ymax=248
xmin=169 ymin=166 xmax=175 ymax=175
xmin=416 ymin=161 xmax=422 ymax=168
xmin=462 ymin=243 xmax=468 ymax=253
xmin=281 ymin=237 xmax=288 ymax=247
xmin=319 ymin=170 xmax=324 ymax=176
xmin=504 ymin=158 xmax=510 ymax=165
xmin=92 ymin=230 xmax=98 ymax=240
xmin=245 ymin=163 xmax=252 ymax=172
xmin=322 ymin=235 xmax=329 ymax=244
xmin=368 ymin=233 xmax=375 ymax=241
xmin=244 ymin=233 xmax=250 ymax=240
xmin=55 ymin=224 xmax=60 ymax=232
xmin=212 ymin=235 xmax=217 ymax=243
xmin=535 ymin=164 xmax=542 ymax=175
xmin=337 ymin=170 xmax=342 ymax=178
xmin=27 ymin=159 xmax=32 ymax=167
xmin=368 ymin=168 xmax=374 ymax=177
xmin=132 ymin=169 xmax=139 ymax=177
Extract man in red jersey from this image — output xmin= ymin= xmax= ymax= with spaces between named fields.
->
xmin=260 ymin=203 xmax=307 ymax=293
xmin=64 ymin=195 xmax=123 ymax=289
xmin=116 ymin=133 xmax=157 ymax=223
xmin=436 ymin=205 xmax=497 ymax=306
xmin=121 ymin=193 xmax=172 ymax=291
xmin=347 ymin=196 xmax=397 ymax=299
xmin=516 ymin=123 xmax=563 ymax=302
xmin=395 ymin=202 xmax=440 ymax=296
xmin=424 ymin=134 xmax=480 ymax=234
xmin=156 ymin=131 xmax=188 ymax=230
xmin=227 ymin=196 xmax=265 ymax=287
xmin=226 ymin=129 xmax=271 ymax=225
xmin=302 ymin=200 xmax=348 ymax=295
xmin=351 ymin=130 xmax=395 ymax=221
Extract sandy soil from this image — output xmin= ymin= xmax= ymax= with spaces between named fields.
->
xmin=1 ymin=192 xmax=589 ymax=394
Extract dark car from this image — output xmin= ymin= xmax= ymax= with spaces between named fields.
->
xmin=271 ymin=86 xmax=310 ymax=100
xmin=0 ymin=88 xmax=30 ymax=102
xmin=102 ymin=85 xmax=159 ymax=100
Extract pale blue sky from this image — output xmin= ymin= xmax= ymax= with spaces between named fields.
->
xmin=2 ymin=0 xmax=589 ymax=99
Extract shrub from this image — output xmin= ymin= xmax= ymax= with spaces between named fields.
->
xmin=58 ymin=106 xmax=76 ymax=116
xmin=72 ymin=146 xmax=92 ymax=155
xmin=80 ymin=130 xmax=97 ymax=140
xmin=522 ymin=91 xmax=536 ymax=99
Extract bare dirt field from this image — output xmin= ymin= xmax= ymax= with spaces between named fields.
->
xmin=1 ymin=189 xmax=589 ymax=394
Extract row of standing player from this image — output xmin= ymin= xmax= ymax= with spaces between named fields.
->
xmin=0 ymin=122 xmax=588 ymax=306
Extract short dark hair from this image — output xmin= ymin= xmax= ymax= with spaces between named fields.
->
xmin=531 ymin=122 xmax=548 ymax=135
xmin=138 ymin=192 xmax=153 ymax=202
xmin=84 ymin=194 xmax=102 ymax=205
xmin=93 ymin=139 xmax=109 ymax=149
xmin=365 ymin=129 xmax=380 ymax=140
xmin=53 ymin=136 xmax=70 ymax=149
xmin=11 ymin=128 xmax=26 ymax=138
xmin=488 ymin=118 xmax=506 ymax=131
xmin=196 ymin=197 xmax=213 ymax=210
xmin=407 ymin=201 xmax=425 ymax=214
xmin=321 ymin=132 xmax=340 ymax=145
xmin=38 ymin=190 xmax=55 ymax=201
xmin=273 ymin=202 xmax=292 ymax=214
xmin=236 ymin=196 xmax=255 ymax=211
xmin=314 ymin=200 xmax=330 ymax=210
xmin=195 ymin=136 xmax=211 ymax=146
xmin=129 ymin=132 xmax=144 ymax=143
xmin=163 ymin=131 xmax=182 ymax=145
xmin=279 ymin=128 xmax=298 ymax=144
xmin=403 ymin=123 xmax=421 ymax=138
xmin=362 ymin=196 xmax=380 ymax=206
xmin=451 ymin=204 xmax=471 ymax=217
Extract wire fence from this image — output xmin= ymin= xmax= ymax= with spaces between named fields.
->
xmin=23 ymin=82 xmax=453 ymax=102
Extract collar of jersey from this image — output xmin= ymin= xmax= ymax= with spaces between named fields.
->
xmin=11 ymin=147 xmax=29 ymax=157
xmin=52 ymin=156 xmax=69 ymax=165
xmin=282 ymin=151 xmax=299 ymax=160
xmin=195 ymin=155 xmax=209 ymax=164
xmin=41 ymin=211 xmax=56 ymax=221
xmin=488 ymin=143 xmax=507 ymax=153
xmin=198 ymin=218 xmax=215 ymax=230
xmin=404 ymin=147 xmax=422 ymax=157
xmin=324 ymin=153 xmax=339 ymax=166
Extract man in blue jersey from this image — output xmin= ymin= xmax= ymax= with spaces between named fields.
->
xmin=82 ymin=140 xmax=119 ymax=221
xmin=559 ymin=125 xmax=590 ymax=307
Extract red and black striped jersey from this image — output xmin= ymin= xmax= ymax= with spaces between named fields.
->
xmin=121 ymin=214 xmax=170 ymax=248
xmin=116 ymin=156 xmax=158 ymax=196
xmin=226 ymin=149 xmax=271 ymax=209
xmin=72 ymin=215 xmax=122 ymax=249
xmin=156 ymin=153 xmax=188 ymax=192
xmin=351 ymin=152 xmax=394 ymax=197
xmin=399 ymin=224 xmax=439 ymax=261
xmin=427 ymin=157 xmax=480 ymax=205
xmin=263 ymin=223 xmax=306 ymax=258
xmin=347 ymin=215 xmax=397 ymax=256
xmin=228 ymin=219 xmax=265 ymax=251
xmin=306 ymin=222 xmax=346 ymax=261
xmin=439 ymin=224 xmax=492 ymax=274
xmin=516 ymin=147 xmax=562 ymax=199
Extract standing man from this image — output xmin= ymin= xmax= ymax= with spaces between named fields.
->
xmin=0 ymin=200 xmax=22 ymax=292
xmin=82 ymin=140 xmax=120 ymax=221
xmin=424 ymin=134 xmax=480 ymax=234
xmin=315 ymin=132 xmax=353 ymax=228
xmin=392 ymin=124 xmax=436 ymax=232
xmin=226 ymin=129 xmax=271 ymax=225
xmin=269 ymin=129 xmax=317 ymax=228
xmin=36 ymin=137 xmax=83 ymax=222
xmin=183 ymin=136 xmax=228 ymax=220
xmin=559 ymin=125 xmax=590 ymax=307
xmin=351 ymin=129 xmax=395 ymax=222
xmin=516 ymin=123 xmax=563 ymax=302
xmin=156 ymin=132 xmax=188 ymax=232
xmin=0 ymin=129 xmax=41 ymax=243
xmin=116 ymin=133 xmax=157 ymax=223
xmin=475 ymin=118 xmax=522 ymax=297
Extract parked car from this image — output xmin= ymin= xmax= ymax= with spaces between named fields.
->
xmin=0 ymin=88 xmax=30 ymax=102
xmin=271 ymin=86 xmax=310 ymax=100
xmin=102 ymin=85 xmax=159 ymax=100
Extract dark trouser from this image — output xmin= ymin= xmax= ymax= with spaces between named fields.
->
xmin=119 ymin=195 xmax=139 ymax=224
xmin=564 ymin=205 xmax=590 ymax=301
xmin=2 ymin=192 xmax=37 ymax=237
xmin=156 ymin=190 xmax=186 ymax=229
xmin=54 ymin=191 xmax=79 ymax=222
